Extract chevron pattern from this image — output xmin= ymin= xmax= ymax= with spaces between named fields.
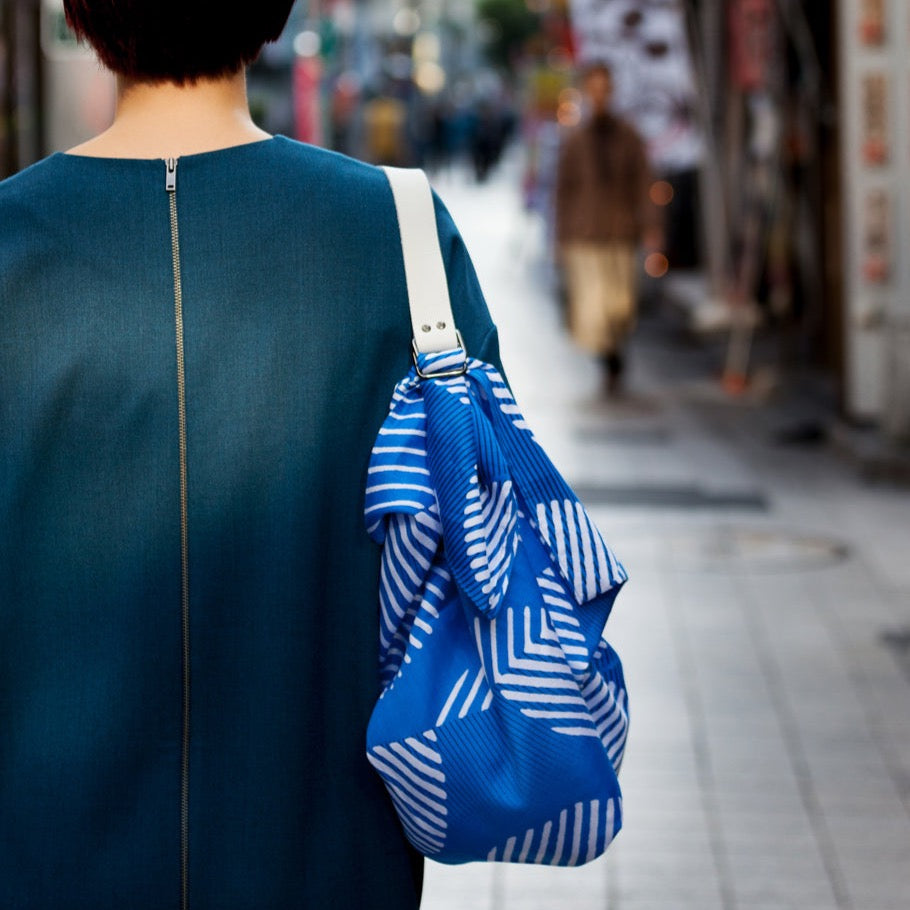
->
xmin=476 ymin=603 xmax=599 ymax=738
xmin=368 ymin=729 xmax=448 ymax=855
xmin=365 ymin=351 xmax=629 ymax=864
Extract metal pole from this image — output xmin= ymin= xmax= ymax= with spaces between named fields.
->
xmin=685 ymin=0 xmax=730 ymax=305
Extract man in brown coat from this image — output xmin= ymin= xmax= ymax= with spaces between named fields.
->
xmin=555 ymin=62 xmax=662 ymax=393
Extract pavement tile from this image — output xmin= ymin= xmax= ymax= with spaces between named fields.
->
xmin=832 ymin=861 xmax=910 ymax=908
xmin=720 ymin=827 xmax=823 ymax=855
xmin=422 ymin=862 xmax=494 ymax=910
xmin=597 ymin=903 xmax=724 ymax=910
xmin=729 ymin=877 xmax=839 ymax=909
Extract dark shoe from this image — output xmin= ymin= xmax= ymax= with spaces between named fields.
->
xmin=601 ymin=352 xmax=624 ymax=396
xmin=606 ymin=352 xmax=624 ymax=378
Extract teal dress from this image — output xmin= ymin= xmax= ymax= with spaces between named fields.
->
xmin=0 ymin=136 xmax=501 ymax=909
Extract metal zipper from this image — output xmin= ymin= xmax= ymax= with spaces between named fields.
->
xmin=166 ymin=155 xmax=190 ymax=910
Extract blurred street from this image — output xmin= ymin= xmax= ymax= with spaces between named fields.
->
xmin=420 ymin=157 xmax=910 ymax=910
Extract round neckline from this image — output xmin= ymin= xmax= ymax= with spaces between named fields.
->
xmin=53 ymin=134 xmax=283 ymax=164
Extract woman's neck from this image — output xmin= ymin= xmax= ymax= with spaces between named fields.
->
xmin=65 ymin=71 xmax=271 ymax=159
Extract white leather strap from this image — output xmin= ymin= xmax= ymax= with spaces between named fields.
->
xmin=382 ymin=166 xmax=460 ymax=354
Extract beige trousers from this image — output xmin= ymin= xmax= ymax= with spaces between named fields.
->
xmin=561 ymin=242 xmax=637 ymax=355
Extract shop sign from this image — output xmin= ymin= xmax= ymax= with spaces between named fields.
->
xmin=728 ymin=0 xmax=774 ymax=91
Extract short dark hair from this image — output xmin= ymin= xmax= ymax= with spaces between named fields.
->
xmin=63 ymin=1 xmax=296 ymax=85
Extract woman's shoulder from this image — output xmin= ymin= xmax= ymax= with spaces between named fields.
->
xmin=0 ymin=155 xmax=61 ymax=208
xmin=0 ymin=157 xmax=74 ymax=255
xmin=266 ymin=136 xmax=392 ymax=203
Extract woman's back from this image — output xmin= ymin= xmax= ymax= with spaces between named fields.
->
xmin=0 ymin=136 xmax=499 ymax=908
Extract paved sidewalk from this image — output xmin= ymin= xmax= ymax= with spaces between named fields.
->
xmin=418 ymin=160 xmax=910 ymax=910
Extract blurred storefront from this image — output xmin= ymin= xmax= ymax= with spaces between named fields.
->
xmin=690 ymin=0 xmax=908 ymax=437
xmin=687 ymin=0 xmax=843 ymax=397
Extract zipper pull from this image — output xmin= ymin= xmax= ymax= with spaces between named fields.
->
xmin=166 ymin=157 xmax=178 ymax=192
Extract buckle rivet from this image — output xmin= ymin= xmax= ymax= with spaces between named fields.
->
xmin=436 ymin=321 xmax=447 ymax=330
xmin=421 ymin=324 xmax=431 ymax=333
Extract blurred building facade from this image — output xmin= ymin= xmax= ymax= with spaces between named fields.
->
xmin=688 ymin=0 xmax=843 ymax=398
xmin=692 ymin=0 xmax=909 ymax=437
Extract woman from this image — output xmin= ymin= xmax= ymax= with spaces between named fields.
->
xmin=0 ymin=3 xmax=501 ymax=907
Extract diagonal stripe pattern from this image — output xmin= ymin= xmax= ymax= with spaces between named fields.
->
xmin=365 ymin=350 xmax=630 ymax=865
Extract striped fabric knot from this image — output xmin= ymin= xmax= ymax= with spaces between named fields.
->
xmin=365 ymin=352 xmax=626 ymax=618
xmin=414 ymin=348 xmax=467 ymax=377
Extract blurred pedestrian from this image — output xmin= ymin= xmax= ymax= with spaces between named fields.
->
xmin=0 ymin=1 xmax=503 ymax=908
xmin=555 ymin=61 xmax=663 ymax=394
xmin=426 ymin=98 xmax=455 ymax=174
xmin=468 ymin=99 xmax=504 ymax=182
xmin=363 ymin=91 xmax=408 ymax=165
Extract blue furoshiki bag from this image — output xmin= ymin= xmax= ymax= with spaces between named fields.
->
xmin=364 ymin=168 xmax=630 ymax=866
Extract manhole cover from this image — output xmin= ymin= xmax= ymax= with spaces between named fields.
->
xmin=573 ymin=483 xmax=768 ymax=511
xmin=663 ymin=526 xmax=849 ymax=573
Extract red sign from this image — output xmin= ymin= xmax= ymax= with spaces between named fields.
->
xmin=293 ymin=56 xmax=323 ymax=146
xmin=728 ymin=0 xmax=774 ymax=91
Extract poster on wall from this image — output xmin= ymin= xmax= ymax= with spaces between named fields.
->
xmin=728 ymin=0 xmax=775 ymax=91
xmin=566 ymin=0 xmax=702 ymax=173
xmin=858 ymin=0 xmax=885 ymax=46
xmin=860 ymin=72 xmax=889 ymax=165
xmin=861 ymin=188 xmax=890 ymax=284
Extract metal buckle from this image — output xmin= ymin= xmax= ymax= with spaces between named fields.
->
xmin=412 ymin=330 xmax=468 ymax=380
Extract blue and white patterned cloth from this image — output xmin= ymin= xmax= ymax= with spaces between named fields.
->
xmin=365 ymin=349 xmax=630 ymax=865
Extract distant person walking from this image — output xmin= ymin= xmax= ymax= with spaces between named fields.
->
xmin=555 ymin=62 xmax=662 ymax=394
